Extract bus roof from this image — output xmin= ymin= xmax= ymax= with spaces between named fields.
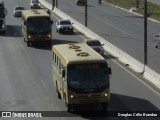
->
xmin=22 ymin=9 xmax=49 ymax=20
xmin=52 ymin=43 xmax=106 ymax=64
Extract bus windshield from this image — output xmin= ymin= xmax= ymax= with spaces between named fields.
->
xmin=27 ymin=17 xmax=51 ymax=35
xmin=0 ymin=4 xmax=4 ymax=9
xmin=0 ymin=8 xmax=4 ymax=15
xmin=68 ymin=63 xmax=109 ymax=93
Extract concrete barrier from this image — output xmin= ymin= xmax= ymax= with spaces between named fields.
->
xmin=40 ymin=0 xmax=160 ymax=89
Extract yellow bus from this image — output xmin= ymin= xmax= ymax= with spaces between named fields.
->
xmin=22 ymin=9 xmax=53 ymax=47
xmin=52 ymin=43 xmax=111 ymax=111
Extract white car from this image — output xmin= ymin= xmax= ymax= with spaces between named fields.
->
xmin=56 ymin=19 xmax=74 ymax=34
xmin=13 ymin=6 xmax=24 ymax=17
xmin=83 ymin=39 xmax=104 ymax=55
xmin=30 ymin=0 xmax=41 ymax=9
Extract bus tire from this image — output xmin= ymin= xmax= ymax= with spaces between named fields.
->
xmin=24 ymin=38 xmax=26 ymax=42
xmin=56 ymin=85 xmax=61 ymax=99
xmin=64 ymin=95 xmax=71 ymax=112
xmin=66 ymin=104 xmax=72 ymax=112
xmin=27 ymin=41 xmax=30 ymax=47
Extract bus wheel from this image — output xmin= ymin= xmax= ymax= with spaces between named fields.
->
xmin=56 ymin=86 xmax=61 ymax=99
xmin=101 ymin=104 xmax=108 ymax=111
xmin=66 ymin=103 xmax=72 ymax=112
xmin=27 ymin=41 xmax=31 ymax=47
xmin=24 ymin=38 xmax=26 ymax=42
xmin=64 ymin=95 xmax=72 ymax=112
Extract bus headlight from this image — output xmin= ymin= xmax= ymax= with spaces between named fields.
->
xmin=104 ymin=93 xmax=108 ymax=97
xmin=28 ymin=36 xmax=31 ymax=39
xmin=70 ymin=95 xmax=74 ymax=99
xmin=48 ymin=35 xmax=51 ymax=38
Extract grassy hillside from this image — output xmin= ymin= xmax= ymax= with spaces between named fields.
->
xmin=105 ymin=0 xmax=160 ymax=21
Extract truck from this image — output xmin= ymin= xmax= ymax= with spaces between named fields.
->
xmin=0 ymin=0 xmax=7 ymax=33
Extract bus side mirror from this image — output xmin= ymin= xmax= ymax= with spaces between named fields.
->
xmin=24 ymin=21 xmax=26 ymax=25
xmin=62 ymin=69 xmax=65 ymax=78
xmin=5 ymin=8 xmax=7 ymax=16
xmin=106 ymin=65 xmax=112 ymax=78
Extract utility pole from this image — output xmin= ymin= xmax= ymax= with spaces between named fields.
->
xmin=52 ymin=0 xmax=55 ymax=10
xmin=56 ymin=0 xmax=58 ymax=8
xmin=85 ymin=0 xmax=88 ymax=27
xmin=136 ymin=0 xmax=139 ymax=8
xmin=143 ymin=0 xmax=148 ymax=72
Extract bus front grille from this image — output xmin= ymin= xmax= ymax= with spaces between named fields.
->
xmin=76 ymin=94 xmax=102 ymax=99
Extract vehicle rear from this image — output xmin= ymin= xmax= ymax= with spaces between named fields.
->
xmin=85 ymin=39 xmax=104 ymax=55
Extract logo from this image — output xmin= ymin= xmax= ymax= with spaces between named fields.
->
xmin=2 ymin=112 xmax=11 ymax=117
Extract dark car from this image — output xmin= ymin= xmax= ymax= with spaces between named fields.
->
xmin=75 ymin=0 xmax=85 ymax=6
xmin=30 ymin=0 xmax=41 ymax=9
xmin=83 ymin=39 xmax=104 ymax=55
xmin=56 ymin=19 xmax=74 ymax=34
xmin=13 ymin=6 xmax=24 ymax=17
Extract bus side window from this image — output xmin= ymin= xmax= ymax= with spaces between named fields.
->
xmin=62 ymin=69 xmax=65 ymax=78
xmin=56 ymin=56 xmax=59 ymax=70
xmin=59 ymin=60 xmax=61 ymax=74
xmin=54 ymin=53 xmax=56 ymax=66
xmin=53 ymin=52 xmax=54 ymax=60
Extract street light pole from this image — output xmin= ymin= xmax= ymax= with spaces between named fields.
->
xmin=143 ymin=0 xmax=148 ymax=73
xmin=56 ymin=0 xmax=58 ymax=8
xmin=136 ymin=0 xmax=139 ymax=8
xmin=85 ymin=0 xmax=88 ymax=27
xmin=52 ymin=0 xmax=55 ymax=10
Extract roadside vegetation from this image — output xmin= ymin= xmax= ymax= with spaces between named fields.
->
xmin=105 ymin=0 xmax=160 ymax=21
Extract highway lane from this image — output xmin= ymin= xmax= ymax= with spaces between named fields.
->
xmin=0 ymin=0 xmax=160 ymax=120
xmin=45 ymin=0 xmax=160 ymax=74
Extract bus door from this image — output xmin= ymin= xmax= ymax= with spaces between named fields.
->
xmin=61 ymin=67 xmax=67 ymax=100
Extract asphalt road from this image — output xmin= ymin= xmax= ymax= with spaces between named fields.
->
xmin=0 ymin=0 xmax=160 ymax=120
xmin=46 ymin=0 xmax=160 ymax=74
